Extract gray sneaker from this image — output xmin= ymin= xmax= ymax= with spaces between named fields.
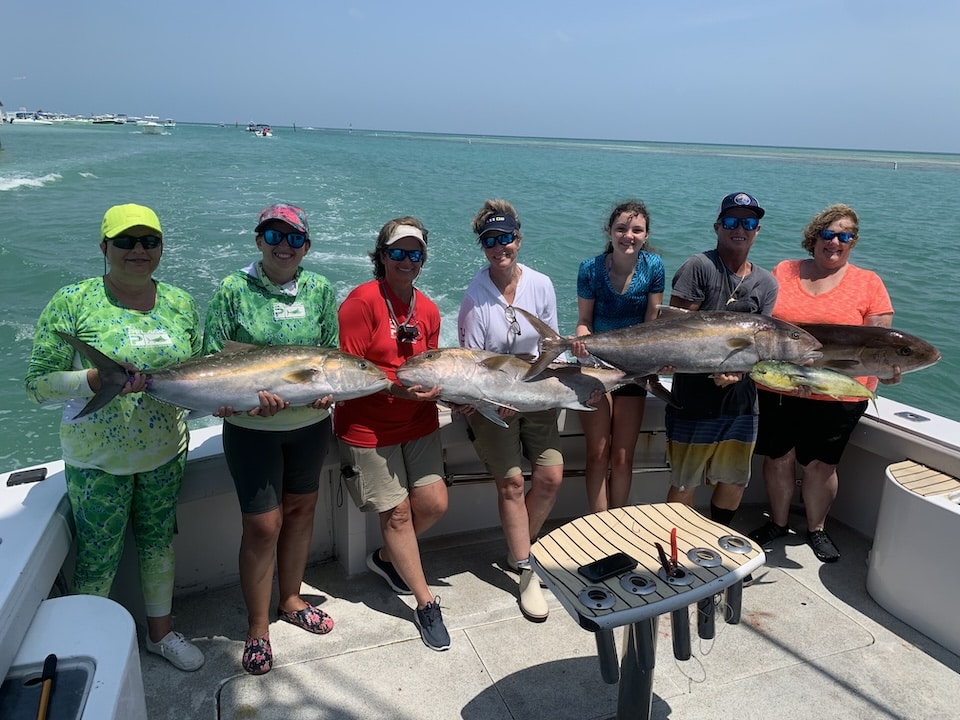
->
xmin=367 ymin=548 xmax=412 ymax=595
xmin=415 ymin=597 xmax=451 ymax=651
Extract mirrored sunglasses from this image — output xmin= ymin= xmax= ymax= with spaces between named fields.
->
xmin=109 ymin=235 xmax=163 ymax=250
xmin=719 ymin=217 xmax=760 ymax=231
xmin=818 ymin=230 xmax=856 ymax=243
xmin=480 ymin=232 xmax=517 ymax=249
xmin=385 ymin=248 xmax=424 ymax=263
xmin=262 ymin=228 xmax=308 ymax=248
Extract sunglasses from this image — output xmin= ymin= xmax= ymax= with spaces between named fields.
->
xmin=261 ymin=229 xmax=308 ymax=249
xmin=719 ymin=217 xmax=760 ymax=231
xmin=480 ymin=232 xmax=517 ymax=249
xmin=385 ymin=248 xmax=424 ymax=263
xmin=504 ymin=305 xmax=521 ymax=339
xmin=396 ymin=324 xmax=420 ymax=343
xmin=818 ymin=229 xmax=856 ymax=243
xmin=109 ymin=235 xmax=163 ymax=250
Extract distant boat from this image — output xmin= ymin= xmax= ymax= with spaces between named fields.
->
xmin=136 ymin=115 xmax=160 ymax=126
xmin=164 ymin=118 xmax=176 ymax=128
xmin=10 ymin=109 xmax=53 ymax=126
xmin=142 ymin=121 xmax=163 ymax=135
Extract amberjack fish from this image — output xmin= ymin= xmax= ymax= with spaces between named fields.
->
xmin=514 ymin=307 xmax=822 ymax=381
xmin=55 ymin=331 xmax=389 ymax=419
xmin=798 ymin=324 xmax=941 ymax=379
xmin=396 ymin=347 xmax=638 ymax=428
xmin=750 ymin=361 xmax=877 ymax=402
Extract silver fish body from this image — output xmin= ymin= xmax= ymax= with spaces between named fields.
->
xmin=799 ymin=324 xmax=941 ymax=379
xmin=55 ymin=332 xmax=389 ymax=418
xmin=396 ymin=347 xmax=631 ymax=427
xmin=516 ymin=308 xmax=823 ymax=380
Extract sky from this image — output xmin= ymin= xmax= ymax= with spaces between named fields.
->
xmin=3 ymin=0 xmax=959 ymax=153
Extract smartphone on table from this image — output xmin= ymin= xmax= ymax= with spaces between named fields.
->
xmin=577 ymin=552 xmax=637 ymax=582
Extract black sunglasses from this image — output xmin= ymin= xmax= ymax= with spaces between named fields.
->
xmin=109 ymin=235 xmax=163 ymax=250
xmin=261 ymin=228 xmax=308 ymax=249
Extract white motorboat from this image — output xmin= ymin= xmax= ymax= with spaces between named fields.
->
xmin=141 ymin=122 xmax=163 ymax=135
xmin=164 ymin=118 xmax=176 ymax=128
xmin=10 ymin=109 xmax=53 ymax=125
xmin=2 ymin=382 xmax=958 ymax=719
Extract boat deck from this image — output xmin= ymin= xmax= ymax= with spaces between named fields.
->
xmin=139 ymin=504 xmax=960 ymax=720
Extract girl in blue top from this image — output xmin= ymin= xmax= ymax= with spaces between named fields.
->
xmin=575 ymin=200 xmax=665 ymax=512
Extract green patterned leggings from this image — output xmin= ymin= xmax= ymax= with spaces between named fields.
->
xmin=65 ymin=453 xmax=185 ymax=617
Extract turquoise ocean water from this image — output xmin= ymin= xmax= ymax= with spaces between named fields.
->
xmin=1 ymin=122 xmax=957 ymax=470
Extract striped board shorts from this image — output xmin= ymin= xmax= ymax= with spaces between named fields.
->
xmin=665 ymin=413 xmax=758 ymax=490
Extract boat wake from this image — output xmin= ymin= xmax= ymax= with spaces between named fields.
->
xmin=0 ymin=173 xmax=62 ymax=192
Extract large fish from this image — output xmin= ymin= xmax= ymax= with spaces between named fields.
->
xmin=396 ymin=347 xmax=637 ymax=428
xmin=798 ymin=324 xmax=941 ymax=379
xmin=750 ymin=361 xmax=876 ymax=402
xmin=55 ymin=331 xmax=389 ymax=419
xmin=514 ymin=307 xmax=823 ymax=381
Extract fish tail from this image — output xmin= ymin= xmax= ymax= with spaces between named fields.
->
xmin=512 ymin=308 xmax=568 ymax=380
xmin=54 ymin=331 xmax=129 ymax=418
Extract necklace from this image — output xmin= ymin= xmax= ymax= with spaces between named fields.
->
xmin=725 ymin=266 xmax=748 ymax=306
xmin=380 ymin=281 xmax=418 ymax=343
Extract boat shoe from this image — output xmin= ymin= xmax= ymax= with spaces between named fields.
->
xmin=277 ymin=603 xmax=335 ymax=634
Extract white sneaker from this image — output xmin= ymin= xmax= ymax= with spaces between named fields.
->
xmin=145 ymin=631 xmax=205 ymax=671
xmin=519 ymin=568 xmax=549 ymax=622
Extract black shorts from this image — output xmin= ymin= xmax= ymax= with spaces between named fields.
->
xmin=223 ymin=418 xmax=331 ymax=514
xmin=612 ymin=383 xmax=647 ymax=398
xmin=755 ymin=390 xmax=867 ymax=466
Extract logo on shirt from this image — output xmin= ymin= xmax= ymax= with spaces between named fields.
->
xmin=129 ymin=329 xmax=174 ymax=347
xmin=273 ymin=302 xmax=306 ymax=320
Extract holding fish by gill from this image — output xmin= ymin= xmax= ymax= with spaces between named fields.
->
xmin=749 ymin=360 xmax=877 ymax=409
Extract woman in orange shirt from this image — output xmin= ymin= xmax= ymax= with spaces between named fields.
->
xmin=749 ymin=204 xmax=899 ymax=563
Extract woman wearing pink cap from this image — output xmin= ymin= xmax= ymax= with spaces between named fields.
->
xmin=204 ymin=202 xmax=338 ymax=674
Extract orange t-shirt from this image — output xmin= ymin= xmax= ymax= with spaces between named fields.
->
xmin=771 ymin=260 xmax=893 ymax=396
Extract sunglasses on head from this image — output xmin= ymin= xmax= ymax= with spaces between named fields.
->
xmin=480 ymin=232 xmax=517 ymax=249
xmin=719 ymin=217 xmax=760 ymax=231
xmin=109 ymin=235 xmax=163 ymax=250
xmin=261 ymin=228 xmax=308 ymax=249
xmin=385 ymin=247 xmax=424 ymax=263
xmin=818 ymin=229 xmax=856 ymax=243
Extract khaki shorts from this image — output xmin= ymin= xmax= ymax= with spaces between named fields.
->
xmin=466 ymin=409 xmax=563 ymax=480
xmin=338 ymin=430 xmax=444 ymax=513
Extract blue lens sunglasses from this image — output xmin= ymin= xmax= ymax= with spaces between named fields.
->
xmin=480 ymin=232 xmax=517 ymax=249
xmin=385 ymin=248 xmax=424 ymax=263
xmin=719 ymin=217 xmax=760 ymax=231
xmin=262 ymin=229 xmax=308 ymax=249
xmin=818 ymin=230 xmax=856 ymax=243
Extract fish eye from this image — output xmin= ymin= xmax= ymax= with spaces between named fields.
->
xmin=790 ymin=331 xmax=800 ymax=339
xmin=898 ymin=347 xmax=912 ymax=356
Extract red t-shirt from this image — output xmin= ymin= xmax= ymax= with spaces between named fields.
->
xmin=772 ymin=259 xmax=893 ymax=395
xmin=335 ymin=279 xmax=440 ymax=447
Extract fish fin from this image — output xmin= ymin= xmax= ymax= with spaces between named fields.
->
xmin=726 ymin=338 xmax=753 ymax=350
xmin=479 ymin=356 xmax=516 ymax=371
xmin=512 ymin=307 xmax=568 ymax=379
xmin=219 ymin=340 xmax=260 ymax=355
xmin=283 ymin=369 xmax=317 ymax=384
xmin=475 ymin=402 xmax=509 ymax=428
xmin=655 ymin=304 xmax=690 ymax=319
xmin=641 ymin=375 xmax=681 ymax=409
xmin=54 ymin=331 xmax=130 ymax=419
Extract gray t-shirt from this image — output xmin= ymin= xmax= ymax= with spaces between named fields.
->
xmin=668 ymin=250 xmax=779 ymax=418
